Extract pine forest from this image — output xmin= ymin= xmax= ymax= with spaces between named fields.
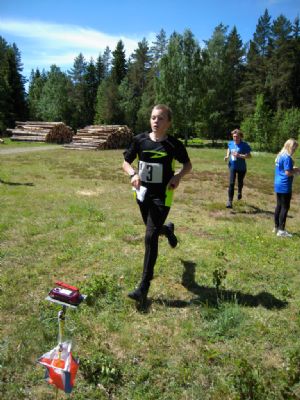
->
xmin=1 ymin=9 xmax=300 ymax=152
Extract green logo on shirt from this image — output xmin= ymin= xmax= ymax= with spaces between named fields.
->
xmin=143 ymin=150 xmax=167 ymax=159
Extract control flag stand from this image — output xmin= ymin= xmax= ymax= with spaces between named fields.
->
xmin=37 ymin=282 xmax=86 ymax=398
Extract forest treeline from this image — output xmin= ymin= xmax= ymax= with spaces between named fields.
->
xmin=0 ymin=9 xmax=300 ymax=151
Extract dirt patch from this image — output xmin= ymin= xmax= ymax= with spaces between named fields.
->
xmin=77 ymin=190 xmax=102 ymax=197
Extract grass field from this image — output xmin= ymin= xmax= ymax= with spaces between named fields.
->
xmin=0 ymin=137 xmax=58 ymax=148
xmin=1 ymin=144 xmax=300 ymax=399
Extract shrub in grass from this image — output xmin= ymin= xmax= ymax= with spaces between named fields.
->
xmin=213 ymin=265 xmax=227 ymax=293
xmin=232 ymin=358 xmax=266 ymax=399
xmin=80 ymin=351 xmax=122 ymax=387
xmin=82 ymin=273 xmax=121 ymax=306
xmin=201 ymin=301 xmax=246 ymax=341
xmin=282 ymin=347 xmax=300 ymax=398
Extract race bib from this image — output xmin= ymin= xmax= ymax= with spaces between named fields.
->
xmin=139 ymin=161 xmax=163 ymax=183
xmin=231 ymin=149 xmax=237 ymax=161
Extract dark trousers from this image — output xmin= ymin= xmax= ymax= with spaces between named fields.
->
xmin=228 ymin=168 xmax=246 ymax=201
xmin=138 ymin=197 xmax=170 ymax=286
xmin=274 ymin=192 xmax=292 ymax=230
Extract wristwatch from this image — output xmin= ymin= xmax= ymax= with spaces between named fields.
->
xmin=129 ymin=172 xmax=136 ymax=179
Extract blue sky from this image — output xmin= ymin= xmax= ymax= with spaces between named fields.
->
xmin=0 ymin=0 xmax=299 ymax=81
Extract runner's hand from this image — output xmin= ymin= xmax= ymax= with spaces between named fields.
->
xmin=168 ymin=174 xmax=180 ymax=190
xmin=131 ymin=174 xmax=140 ymax=189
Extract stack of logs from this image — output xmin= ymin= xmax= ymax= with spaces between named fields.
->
xmin=64 ymin=125 xmax=133 ymax=150
xmin=7 ymin=121 xmax=74 ymax=144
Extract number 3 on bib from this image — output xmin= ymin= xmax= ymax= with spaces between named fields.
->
xmin=139 ymin=161 xmax=163 ymax=183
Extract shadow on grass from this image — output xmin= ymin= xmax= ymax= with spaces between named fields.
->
xmin=230 ymin=204 xmax=295 ymax=222
xmin=0 ymin=178 xmax=34 ymax=186
xmin=136 ymin=300 xmax=152 ymax=314
xmin=154 ymin=260 xmax=288 ymax=310
xmin=231 ymin=204 xmax=274 ymax=216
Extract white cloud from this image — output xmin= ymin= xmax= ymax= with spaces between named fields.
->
xmin=0 ymin=18 xmax=155 ymax=78
xmin=0 ymin=18 xmax=140 ymax=53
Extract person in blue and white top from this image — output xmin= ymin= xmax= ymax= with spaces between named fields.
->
xmin=224 ymin=129 xmax=252 ymax=208
xmin=274 ymin=138 xmax=299 ymax=237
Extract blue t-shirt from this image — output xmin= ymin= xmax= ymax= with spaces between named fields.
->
xmin=228 ymin=140 xmax=251 ymax=171
xmin=274 ymin=153 xmax=294 ymax=193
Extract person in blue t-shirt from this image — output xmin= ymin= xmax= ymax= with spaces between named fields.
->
xmin=274 ymin=138 xmax=299 ymax=237
xmin=224 ymin=129 xmax=252 ymax=208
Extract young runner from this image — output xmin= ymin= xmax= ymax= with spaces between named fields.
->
xmin=122 ymin=104 xmax=192 ymax=303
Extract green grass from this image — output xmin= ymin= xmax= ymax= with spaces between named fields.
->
xmin=1 ymin=146 xmax=300 ymax=399
xmin=0 ymin=137 xmax=58 ymax=148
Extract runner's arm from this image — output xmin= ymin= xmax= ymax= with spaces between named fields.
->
xmin=122 ymin=160 xmax=140 ymax=188
xmin=168 ymin=160 xmax=192 ymax=189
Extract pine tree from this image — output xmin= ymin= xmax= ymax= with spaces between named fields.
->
xmin=111 ymin=40 xmax=127 ymax=84
xmin=237 ymin=41 xmax=261 ymax=117
xmin=102 ymin=46 xmax=111 ymax=78
xmin=129 ymin=38 xmax=151 ymax=94
xmin=223 ymin=26 xmax=245 ymax=129
xmin=135 ymin=68 xmax=156 ymax=132
xmin=253 ymin=9 xmax=272 ymax=56
xmin=28 ymin=68 xmax=47 ymax=120
xmin=155 ymin=31 xmax=182 ymax=119
xmin=293 ymin=16 xmax=300 ymax=38
xmin=290 ymin=25 xmax=300 ymax=107
xmin=271 ymin=14 xmax=292 ymax=46
xmin=95 ymin=53 xmax=105 ymax=86
xmin=272 ymin=108 xmax=300 ymax=151
xmin=6 ymin=43 xmax=27 ymax=125
xmin=156 ymin=30 xmax=204 ymax=140
xmin=252 ymin=93 xmax=272 ymax=150
xmin=200 ymin=24 xmax=228 ymax=141
xmin=84 ymin=59 xmax=98 ymax=125
xmin=94 ymin=77 xmax=122 ymax=124
xmin=119 ymin=38 xmax=151 ymax=130
xmin=68 ymin=53 xmax=89 ymax=128
xmin=94 ymin=45 xmax=123 ymax=125
xmin=0 ymin=36 xmax=12 ymax=131
xmin=238 ymin=10 xmax=272 ymax=117
xmin=38 ymin=65 xmax=73 ymax=124
xmin=150 ymin=29 xmax=168 ymax=67
xmin=267 ymin=15 xmax=294 ymax=110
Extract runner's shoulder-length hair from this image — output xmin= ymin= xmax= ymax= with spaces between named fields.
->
xmin=276 ymin=138 xmax=298 ymax=162
xmin=231 ymin=128 xmax=244 ymax=139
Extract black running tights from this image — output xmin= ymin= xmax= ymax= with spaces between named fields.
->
xmin=228 ymin=168 xmax=246 ymax=201
xmin=274 ymin=192 xmax=292 ymax=230
xmin=138 ymin=198 xmax=170 ymax=284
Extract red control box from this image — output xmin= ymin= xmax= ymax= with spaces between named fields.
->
xmin=49 ymin=281 xmax=83 ymax=305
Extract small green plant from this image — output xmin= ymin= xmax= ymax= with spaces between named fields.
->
xmin=232 ymin=358 xmax=266 ymax=399
xmin=80 ymin=351 xmax=122 ymax=387
xmin=81 ymin=273 xmax=120 ymax=306
xmin=282 ymin=348 xmax=300 ymax=398
xmin=213 ymin=265 xmax=227 ymax=293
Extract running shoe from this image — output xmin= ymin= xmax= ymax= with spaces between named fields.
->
xmin=165 ymin=222 xmax=178 ymax=248
xmin=226 ymin=201 xmax=232 ymax=208
xmin=128 ymin=286 xmax=148 ymax=303
xmin=277 ymin=230 xmax=293 ymax=238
